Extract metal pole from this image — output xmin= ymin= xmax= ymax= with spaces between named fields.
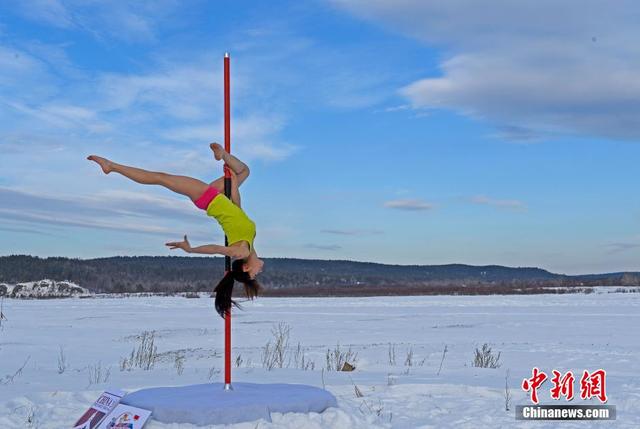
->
xmin=223 ymin=52 xmax=232 ymax=391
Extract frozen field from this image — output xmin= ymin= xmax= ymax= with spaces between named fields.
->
xmin=0 ymin=291 xmax=639 ymax=428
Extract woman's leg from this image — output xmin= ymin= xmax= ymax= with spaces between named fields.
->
xmin=208 ymin=143 xmax=250 ymax=191
xmin=87 ymin=155 xmax=208 ymax=201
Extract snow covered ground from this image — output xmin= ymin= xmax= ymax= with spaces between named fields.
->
xmin=0 ymin=290 xmax=639 ymax=428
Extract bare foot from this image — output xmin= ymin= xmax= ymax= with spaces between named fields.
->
xmin=87 ymin=155 xmax=114 ymax=174
xmin=210 ymin=142 xmax=225 ymax=161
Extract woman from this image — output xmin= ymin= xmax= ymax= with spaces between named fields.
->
xmin=87 ymin=143 xmax=263 ymax=317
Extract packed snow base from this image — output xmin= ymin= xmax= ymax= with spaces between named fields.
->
xmin=122 ymin=382 xmax=337 ymax=425
xmin=1 ymin=291 xmax=639 ymax=428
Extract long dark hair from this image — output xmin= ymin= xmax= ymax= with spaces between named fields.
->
xmin=214 ymin=259 xmax=261 ymax=318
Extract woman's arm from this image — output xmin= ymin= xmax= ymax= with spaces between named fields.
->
xmin=189 ymin=244 xmax=231 ymax=255
xmin=165 ymin=235 xmax=248 ymax=258
xmin=191 ymin=243 xmax=249 ymax=258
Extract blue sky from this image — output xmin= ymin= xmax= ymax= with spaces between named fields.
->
xmin=1 ymin=0 xmax=639 ymax=274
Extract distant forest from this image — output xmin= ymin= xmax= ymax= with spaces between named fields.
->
xmin=1 ymin=255 xmax=639 ymax=296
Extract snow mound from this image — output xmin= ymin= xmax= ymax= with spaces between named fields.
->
xmin=0 ymin=279 xmax=90 ymax=299
xmin=121 ymin=382 xmax=338 ymax=426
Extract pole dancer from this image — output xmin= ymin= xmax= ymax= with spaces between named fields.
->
xmin=86 ymin=142 xmax=263 ymax=317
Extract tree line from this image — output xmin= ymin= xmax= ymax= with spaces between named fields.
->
xmin=0 ymin=255 xmax=638 ymax=295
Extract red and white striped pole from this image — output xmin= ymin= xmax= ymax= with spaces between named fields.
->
xmin=223 ymin=52 xmax=232 ymax=391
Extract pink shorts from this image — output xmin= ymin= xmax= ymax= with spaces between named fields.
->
xmin=194 ymin=187 xmax=220 ymax=210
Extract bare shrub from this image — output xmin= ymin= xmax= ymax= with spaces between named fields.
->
xmin=387 ymin=373 xmax=396 ymax=386
xmin=26 ymin=405 xmax=39 ymax=429
xmin=504 ymin=369 xmax=512 ymax=411
xmin=0 ymin=297 xmax=6 ymax=329
xmin=272 ymin=322 xmax=290 ymax=368
xmin=350 ymin=376 xmax=364 ymax=398
xmin=119 ymin=353 xmax=131 ymax=371
xmin=208 ymin=366 xmax=220 ymax=380
xmin=353 ymin=384 xmax=364 ymax=398
xmin=2 ymin=356 xmax=30 ymax=385
xmin=87 ymin=361 xmax=111 ymax=385
xmin=261 ymin=322 xmax=291 ymax=370
xmin=404 ymin=346 xmax=414 ymax=367
xmin=437 ymin=345 xmax=448 ymax=375
xmin=174 ymin=351 xmax=185 ymax=375
xmin=359 ymin=399 xmax=392 ymax=424
xmin=15 ymin=405 xmax=39 ymax=429
xmin=388 ymin=343 xmax=396 ymax=366
xmin=235 ymin=353 xmax=243 ymax=368
xmin=120 ymin=331 xmax=158 ymax=371
xmin=10 ymin=404 xmax=40 ymax=429
xmin=258 ymin=323 xmax=316 ymax=372
xmin=261 ymin=342 xmax=276 ymax=370
xmin=473 ymin=343 xmax=502 ymax=368
xmin=325 ymin=343 xmax=358 ymax=371
xmin=57 ymin=346 xmax=67 ymax=374
xmin=293 ymin=342 xmax=315 ymax=371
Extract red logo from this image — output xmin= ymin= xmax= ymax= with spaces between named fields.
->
xmin=522 ymin=368 xmax=608 ymax=404
xmin=550 ymin=370 xmax=575 ymax=401
xmin=521 ymin=367 xmax=548 ymax=404
xmin=580 ymin=369 xmax=608 ymax=403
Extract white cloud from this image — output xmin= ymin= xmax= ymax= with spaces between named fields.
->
xmin=331 ymin=0 xmax=640 ymax=141
xmin=239 ymin=141 xmax=296 ymax=162
xmin=227 ymin=20 xmax=397 ymax=111
xmin=97 ymin=65 xmax=220 ymax=119
xmin=0 ymin=132 xmax=66 ymax=154
xmin=0 ymin=187 xmax=217 ymax=241
xmin=0 ymin=207 xmax=172 ymax=235
xmin=17 ymin=0 xmax=75 ymax=29
xmin=320 ymin=68 xmax=391 ymax=109
xmin=306 ymin=243 xmax=342 ymax=251
xmin=3 ymin=100 xmax=111 ymax=133
xmin=0 ymin=45 xmax=42 ymax=76
xmin=0 ymin=46 xmax=57 ymax=100
xmin=469 ymin=195 xmax=526 ymax=211
xmin=607 ymin=242 xmax=640 ymax=254
xmin=91 ymin=189 xmax=198 ymax=219
xmin=384 ymin=198 xmax=433 ymax=211
xmin=382 ymin=104 xmax=411 ymax=113
xmin=14 ymin=0 xmax=181 ymax=43
xmin=321 ymin=228 xmax=383 ymax=236
xmin=606 ymin=236 xmax=640 ymax=254
xmin=163 ymin=114 xmax=296 ymax=162
xmin=0 ymin=41 xmax=295 ymax=166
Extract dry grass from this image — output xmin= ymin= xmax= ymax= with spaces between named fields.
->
xmin=325 ymin=343 xmax=358 ymax=371
xmin=120 ymin=330 xmax=158 ymax=371
xmin=473 ymin=343 xmax=502 ymax=369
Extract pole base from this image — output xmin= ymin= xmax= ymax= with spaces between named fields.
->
xmin=122 ymin=382 xmax=338 ymax=425
xmin=224 ymin=383 xmax=233 ymax=391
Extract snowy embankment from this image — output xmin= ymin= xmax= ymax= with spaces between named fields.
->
xmin=0 ymin=279 xmax=89 ymax=299
xmin=0 ymin=291 xmax=639 ymax=428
